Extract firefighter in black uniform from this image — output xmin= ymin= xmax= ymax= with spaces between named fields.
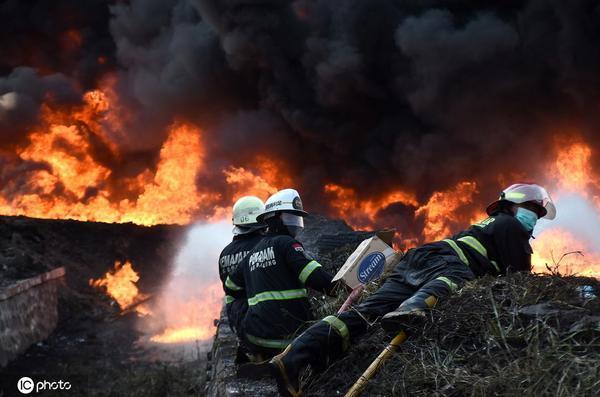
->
xmin=265 ymin=183 xmax=557 ymax=397
xmin=219 ymin=196 xmax=266 ymax=338
xmin=224 ymin=188 xmax=337 ymax=361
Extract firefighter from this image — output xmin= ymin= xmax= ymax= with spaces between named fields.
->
xmin=224 ymin=188 xmax=337 ymax=361
xmin=264 ymin=183 xmax=557 ymax=397
xmin=219 ymin=196 xmax=266 ymax=338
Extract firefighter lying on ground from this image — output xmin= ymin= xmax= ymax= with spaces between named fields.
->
xmin=224 ymin=188 xmax=338 ymax=361
xmin=258 ymin=183 xmax=557 ymax=397
xmin=219 ymin=196 xmax=266 ymax=341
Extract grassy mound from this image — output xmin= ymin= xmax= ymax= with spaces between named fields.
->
xmin=304 ymin=270 xmax=600 ymax=396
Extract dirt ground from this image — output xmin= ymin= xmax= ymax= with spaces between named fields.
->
xmin=0 ymin=216 xmax=209 ymax=397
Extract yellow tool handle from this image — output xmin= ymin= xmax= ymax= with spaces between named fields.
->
xmin=344 ymin=330 xmax=408 ymax=397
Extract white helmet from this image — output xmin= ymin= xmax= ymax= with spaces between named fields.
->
xmin=257 ymin=188 xmax=308 ymax=222
xmin=232 ymin=196 xmax=266 ymax=235
xmin=486 ymin=183 xmax=556 ymax=220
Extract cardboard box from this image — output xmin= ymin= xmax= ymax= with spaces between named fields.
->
xmin=332 ymin=230 xmax=401 ymax=289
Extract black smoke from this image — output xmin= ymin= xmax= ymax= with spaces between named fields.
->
xmin=2 ymin=0 xmax=600 ymax=230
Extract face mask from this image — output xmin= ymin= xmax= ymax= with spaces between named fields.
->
xmin=281 ymin=213 xmax=304 ymax=237
xmin=515 ymin=207 xmax=538 ymax=232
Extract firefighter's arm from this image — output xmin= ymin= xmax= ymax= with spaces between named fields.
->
xmin=224 ymin=261 xmax=246 ymax=297
xmin=495 ymin=218 xmax=532 ymax=273
xmin=284 ymin=239 xmax=336 ymax=295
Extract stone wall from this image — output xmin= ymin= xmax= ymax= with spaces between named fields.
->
xmin=0 ymin=267 xmax=65 ymax=367
xmin=205 ymin=307 xmax=278 ymax=397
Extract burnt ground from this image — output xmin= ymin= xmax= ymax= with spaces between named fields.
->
xmin=304 ymin=253 xmax=600 ymax=397
xmin=0 ymin=215 xmax=208 ymax=397
xmin=4 ymin=215 xmax=596 ymax=396
xmin=0 ymin=214 xmax=365 ymax=397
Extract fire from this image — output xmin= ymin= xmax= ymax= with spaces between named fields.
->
xmin=118 ymin=123 xmax=206 ymax=225
xmin=0 ymin=79 xmax=293 ymax=226
xmin=324 ymin=183 xmax=418 ymax=229
xmin=553 ymin=140 xmax=596 ymax=192
xmin=150 ymin=326 xmax=214 ymax=344
xmin=148 ymin=279 xmax=225 ymax=344
xmin=415 ymin=181 xmax=479 ymax=241
xmin=91 ymin=259 xmax=223 ymax=343
xmin=530 ymin=138 xmax=600 ymax=278
xmin=89 ymin=261 xmax=147 ymax=309
xmin=532 ymin=228 xmax=600 ymax=277
xmin=0 ymin=77 xmax=213 ymax=225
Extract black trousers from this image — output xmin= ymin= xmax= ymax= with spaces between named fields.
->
xmin=282 ymin=242 xmax=476 ymax=371
xmin=228 ymin=299 xmax=285 ymax=358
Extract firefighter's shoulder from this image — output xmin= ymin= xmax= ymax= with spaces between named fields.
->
xmin=479 ymin=213 xmax=525 ymax=234
xmin=270 ymin=234 xmax=304 ymax=250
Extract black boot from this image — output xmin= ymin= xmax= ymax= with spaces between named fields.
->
xmin=380 ymin=295 xmax=438 ymax=332
xmin=236 ymin=344 xmax=301 ymax=396
xmin=269 ymin=345 xmax=301 ymax=397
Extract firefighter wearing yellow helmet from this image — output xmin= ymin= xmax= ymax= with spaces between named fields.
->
xmin=252 ymin=183 xmax=556 ymax=397
xmin=219 ymin=196 xmax=266 ymax=349
xmin=224 ymin=189 xmax=337 ymax=361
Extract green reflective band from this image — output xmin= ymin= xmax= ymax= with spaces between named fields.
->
xmin=225 ymin=295 xmax=235 ymax=304
xmin=436 ymin=276 xmax=458 ymax=291
xmin=246 ymin=333 xmax=291 ymax=349
xmin=443 ymin=239 xmax=469 ymax=266
xmin=323 ymin=315 xmax=350 ymax=351
xmin=491 ymin=260 xmax=501 ymax=273
xmin=298 ymin=260 xmax=322 ymax=284
xmin=504 ymin=192 xmax=526 ymax=200
xmin=457 ymin=236 xmax=488 ymax=258
xmin=247 ymin=288 xmax=308 ymax=306
xmin=225 ymin=276 xmax=243 ymax=291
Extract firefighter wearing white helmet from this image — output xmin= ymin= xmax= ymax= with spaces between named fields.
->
xmin=225 ymin=188 xmax=336 ymax=362
xmin=232 ymin=195 xmax=267 ymax=235
xmin=219 ymin=196 xmax=267 ymax=350
xmin=486 ymin=184 xmax=557 ymax=232
xmin=255 ymin=183 xmax=558 ymax=397
xmin=257 ymin=188 xmax=308 ymax=238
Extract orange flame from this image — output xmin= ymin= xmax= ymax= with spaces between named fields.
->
xmin=89 ymin=261 xmax=147 ymax=309
xmin=415 ymin=181 xmax=479 ymax=241
xmin=324 ymin=183 xmax=418 ymax=229
xmin=149 ymin=282 xmax=223 ymax=344
xmin=532 ymin=228 xmax=600 ymax=277
xmin=530 ymin=137 xmax=600 ymax=278
xmin=0 ymin=79 xmax=294 ymax=226
xmin=150 ymin=326 xmax=214 ymax=344
xmin=90 ymin=259 xmax=222 ymax=343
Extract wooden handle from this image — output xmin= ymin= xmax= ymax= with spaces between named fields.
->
xmin=337 ymin=285 xmax=365 ymax=314
xmin=344 ymin=331 xmax=408 ymax=397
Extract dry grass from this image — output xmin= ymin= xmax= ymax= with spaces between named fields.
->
xmin=302 ymin=246 xmax=600 ymax=397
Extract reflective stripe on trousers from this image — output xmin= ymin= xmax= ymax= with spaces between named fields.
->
xmin=246 ymin=333 xmax=291 ymax=349
xmin=322 ymin=315 xmax=350 ymax=351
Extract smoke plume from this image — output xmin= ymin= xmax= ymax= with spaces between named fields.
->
xmin=2 ymin=0 xmax=600 ymax=231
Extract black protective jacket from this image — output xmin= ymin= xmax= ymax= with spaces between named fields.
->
xmin=219 ymin=232 xmax=264 ymax=302
xmin=438 ymin=212 xmax=532 ymax=276
xmin=224 ymin=232 xmax=334 ymax=350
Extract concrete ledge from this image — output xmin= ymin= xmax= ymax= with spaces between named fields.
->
xmin=0 ymin=267 xmax=65 ymax=367
xmin=0 ymin=267 xmax=65 ymax=301
xmin=206 ymin=307 xmax=278 ymax=396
